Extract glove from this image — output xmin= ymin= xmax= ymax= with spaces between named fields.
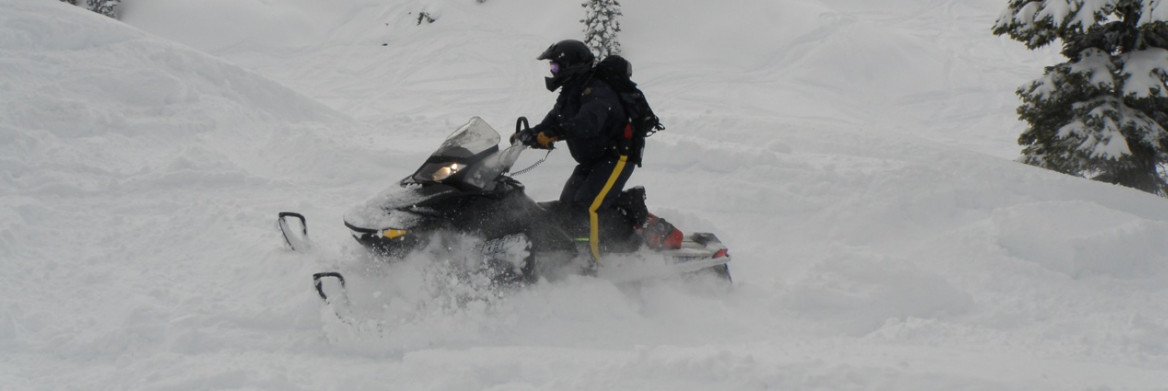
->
xmin=534 ymin=131 xmax=559 ymax=149
xmin=511 ymin=127 xmax=558 ymax=149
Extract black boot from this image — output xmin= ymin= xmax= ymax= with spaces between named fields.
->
xmin=615 ymin=186 xmax=649 ymax=228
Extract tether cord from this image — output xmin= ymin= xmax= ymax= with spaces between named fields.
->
xmin=509 ymin=150 xmax=552 ymax=177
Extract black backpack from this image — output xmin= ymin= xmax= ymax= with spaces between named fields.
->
xmin=592 ymin=55 xmax=664 ymax=166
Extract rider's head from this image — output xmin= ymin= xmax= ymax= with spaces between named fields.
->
xmin=538 ymin=39 xmax=594 ymax=91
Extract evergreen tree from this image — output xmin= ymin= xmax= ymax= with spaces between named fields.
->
xmin=581 ymin=0 xmax=622 ymax=59
xmin=994 ymin=0 xmax=1168 ymax=195
xmin=87 ymin=0 xmax=121 ymax=19
xmin=59 ymin=0 xmax=120 ymax=19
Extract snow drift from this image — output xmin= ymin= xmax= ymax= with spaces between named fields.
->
xmin=3 ymin=0 xmax=1168 ymax=390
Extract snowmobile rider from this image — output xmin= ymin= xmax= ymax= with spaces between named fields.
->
xmin=512 ymin=39 xmax=633 ymax=260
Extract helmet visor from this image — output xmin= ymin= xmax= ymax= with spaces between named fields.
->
xmin=549 ymin=61 xmax=561 ymax=75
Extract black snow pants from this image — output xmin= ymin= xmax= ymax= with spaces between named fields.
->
xmin=558 ymin=155 xmax=635 ymax=260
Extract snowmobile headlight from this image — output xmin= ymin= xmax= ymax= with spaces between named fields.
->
xmin=380 ymin=228 xmax=408 ymax=240
xmin=431 ymin=163 xmax=465 ymax=182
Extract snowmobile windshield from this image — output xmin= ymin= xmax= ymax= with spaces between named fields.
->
xmin=431 ymin=116 xmax=500 ymax=160
xmin=409 ymin=117 xmax=523 ymax=191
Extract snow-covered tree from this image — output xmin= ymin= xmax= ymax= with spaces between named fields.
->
xmin=59 ymin=0 xmax=121 ymax=19
xmin=87 ymin=0 xmax=120 ymax=18
xmin=994 ymin=0 xmax=1168 ymax=195
xmin=581 ymin=0 xmax=622 ymax=59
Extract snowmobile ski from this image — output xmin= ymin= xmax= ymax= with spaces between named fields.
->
xmin=313 ymin=272 xmax=346 ymax=301
xmin=278 ymin=212 xmax=311 ymax=252
xmin=313 ymin=271 xmax=356 ymax=324
xmin=274 ymin=213 xmax=358 ymax=323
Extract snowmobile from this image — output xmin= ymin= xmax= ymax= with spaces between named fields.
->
xmin=279 ymin=117 xmax=731 ymax=303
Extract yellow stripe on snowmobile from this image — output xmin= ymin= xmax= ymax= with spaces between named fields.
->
xmin=588 ymin=155 xmax=629 ymax=262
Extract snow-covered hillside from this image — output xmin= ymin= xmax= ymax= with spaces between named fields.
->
xmin=4 ymin=0 xmax=1168 ymax=390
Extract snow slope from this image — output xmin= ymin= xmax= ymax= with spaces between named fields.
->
xmin=4 ymin=0 xmax=1168 ymax=390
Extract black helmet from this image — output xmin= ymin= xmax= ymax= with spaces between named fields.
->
xmin=538 ymin=39 xmax=595 ymax=91
xmin=538 ymin=39 xmax=595 ymax=68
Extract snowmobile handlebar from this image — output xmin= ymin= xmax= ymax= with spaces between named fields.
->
xmin=516 ymin=116 xmax=531 ymax=134
xmin=511 ymin=117 xmax=532 ymax=148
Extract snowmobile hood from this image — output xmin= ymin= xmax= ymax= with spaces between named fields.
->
xmin=343 ymin=184 xmax=459 ymax=231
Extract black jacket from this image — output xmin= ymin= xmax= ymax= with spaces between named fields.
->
xmin=533 ymin=74 xmax=627 ymax=165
